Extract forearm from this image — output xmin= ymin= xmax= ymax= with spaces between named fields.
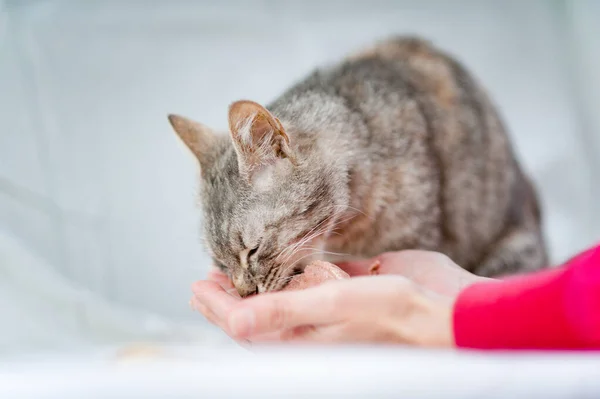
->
xmin=453 ymin=244 xmax=600 ymax=350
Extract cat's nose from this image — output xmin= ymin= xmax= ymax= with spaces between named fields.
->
xmin=236 ymin=283 xmax=258 ymax=298
xmin=232 ymin=271 xmax=258 ymax=298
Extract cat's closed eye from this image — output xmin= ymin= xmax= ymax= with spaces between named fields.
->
xmin=248 ymin=246 xmax=259 ymax=259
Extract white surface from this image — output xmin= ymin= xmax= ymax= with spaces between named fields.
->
xmin=0 ymin=0 xmax=599 ymax=369
xmin=1 ymin=346 xmax=600 ymax=398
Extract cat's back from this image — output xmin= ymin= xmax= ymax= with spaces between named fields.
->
xmin=270 ymin=36 xmax=499 ymax=155
xmin=269 ymin=37 xmax=450 ymax=158
xmin=344 ymin=37 xmax=530 ymax=267
xmin=347 ymin=37 xmax=543 ymax=269
xmin=271 ymin=36 xmax=539 ymax=269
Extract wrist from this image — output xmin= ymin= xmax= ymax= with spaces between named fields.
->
xmin=402 ymin=288 xmax=455 ymax=347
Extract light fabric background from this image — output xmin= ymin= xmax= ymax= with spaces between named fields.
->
xmin=1 ymin=0 xmax=599 ymax=356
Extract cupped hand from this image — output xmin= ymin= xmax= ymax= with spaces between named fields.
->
xmin=338 ymin=250 xmax=492 ymax=296
xmin=192 ymin=274 xmax=454 ymax=346
xmin=190 ymin=250 xmax=491 ymax=346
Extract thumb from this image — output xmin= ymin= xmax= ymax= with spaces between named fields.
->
xmin=337 ymin=256 xmax=383 ymax=276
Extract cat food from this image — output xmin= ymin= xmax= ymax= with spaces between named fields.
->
xmin=282 ymin=260 xmax=349 ymax=291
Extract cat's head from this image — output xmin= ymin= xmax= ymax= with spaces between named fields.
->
xmin=168 ymin=100 xmax=346 ymax=297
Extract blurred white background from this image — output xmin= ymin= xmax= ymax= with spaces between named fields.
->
xmin=1 ymin=0 xmax=599 ymax=355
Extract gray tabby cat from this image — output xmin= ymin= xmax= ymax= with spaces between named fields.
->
xmin=168 ymin=36 xmax=548 ymax=297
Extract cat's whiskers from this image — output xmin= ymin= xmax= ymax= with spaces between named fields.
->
xmin=331 ymin=203 xmax=369 ymax=219
xmin=267 ymin=224 xmax=333 ymax=290
xmin=269 ymin=246 xmax=351 ymax=289
xmin=274 ymin=219 xmax=334 ymax=272
xmin=302 ymin=247 xmax=349 ymax=258
xmin=264 ymin=205 xmax=360 ymax=291
xmin=266 ymin=229 xmax=330 ymax=290
xmin=277 ymin=213 xmax=336 ymax=263
xmin=270 ymin=250 xmax=324 ymax=289
xmin=280 ymin=220 xmax=334 ymax=265
xmin=268 ymin=214 xmax=356 ymax=290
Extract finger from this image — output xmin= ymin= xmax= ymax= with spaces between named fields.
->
xmin=206 ymin=269 xmax=234 ymax=290
xmin=246 ymin=331 xmax=290 ymax=343
xmin=192 ymin=296 xmax=253 ymax=349
xmin=191 ymin=295 xmax=222 ymax=327
xmin=243 ymin=326 xmax=319 ymax=343
xmin=192 ymin=280 xmax=240 ymax=323
xmin=278 ymin=325 xmax=320 ymax=342
xmin=337 ymin=256 xmax=382 ymax=276
xmin=226 ymin=287 xmax=242 ymax=298
xmin=338 ymin=253 xmax=418 ymax=277
xmin=226 ymin=283 xmax=343 ymax=338
xmin=255 ymin=325 xmax=344 ymax=344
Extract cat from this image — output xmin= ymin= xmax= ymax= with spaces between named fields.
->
xmin=167 ymin=36 xmax=548 ymax=297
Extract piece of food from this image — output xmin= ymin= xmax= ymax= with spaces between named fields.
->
xmin=114 ymin=343 xmax=164 ymax=363
xmin=368 ymin=260 xmax=381 ymax=275
xmin=282 ymin=260 xmax=349 ymax=291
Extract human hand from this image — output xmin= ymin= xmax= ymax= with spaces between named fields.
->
xmin=192 ymin=273 xmax=454 ymax=346
xmin=191 ymin=250 xmax=490 ymax=346
xmin=201 ymin=250 xmax=489 ymax=298
xmin=338 ymin=250 xmax=492 ymax=296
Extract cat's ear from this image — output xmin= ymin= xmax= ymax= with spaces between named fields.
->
xmin=167 ymin=114 xmax=216 ymax=170
xmin=228 ymin=100 xmax=297 ymax=179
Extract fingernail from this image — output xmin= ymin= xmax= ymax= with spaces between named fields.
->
xmin=229 ymin=309 xmax=255 ymax=337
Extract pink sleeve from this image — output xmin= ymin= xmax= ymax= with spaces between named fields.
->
xmin=453 ymin=243 xmax=600 ymax=350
